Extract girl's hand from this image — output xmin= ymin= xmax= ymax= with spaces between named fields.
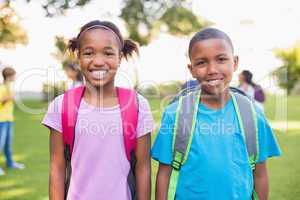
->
xmin=135 ymin=133 xmax=151 ymax=200
xmin=49 ymin=129 xmax=66 ymax=200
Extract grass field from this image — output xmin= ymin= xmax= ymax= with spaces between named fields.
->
xmin=0 ymin=94 xmax=299 ymax=200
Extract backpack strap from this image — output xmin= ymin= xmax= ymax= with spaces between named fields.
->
xmin=168 ymin=90 xmax=200 ymax=200
xmin=61 ymin=86 xmax=85 ymax=199
xmin=232 ymin=92 xmax=259 ymax=169
xmin=62 ymin=86 xmax=85 ymax=159
xmin=168 ymin=90 xmax=259 ymax=200
xmin=61 ymin=86 xmax=139 ymax=199
xmin=116 ymin=87 xmax=139 ymax=161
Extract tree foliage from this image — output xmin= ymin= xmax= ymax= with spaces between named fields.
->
xmin=0 ymin=2 xmax=28 ymax=48
xmin=52 ymin=36 xmax=77 ymax=67
xmin=121 ymin=0 xmax=211 ymax=45
xmin=273 ymin=43 xmax=300 ymax=94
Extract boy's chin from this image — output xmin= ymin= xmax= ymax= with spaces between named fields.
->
xmin=201 ymin=87 xmax=229 ymax=97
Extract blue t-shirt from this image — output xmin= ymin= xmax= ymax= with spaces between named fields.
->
xmin=151 ymin=97 xmax=281 ymax=200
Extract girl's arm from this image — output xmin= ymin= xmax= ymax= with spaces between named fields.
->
xmin=156 ymin=163 xmax=172 ymax=200
xmin=254 ymin=162 xmax=269 ymax=200
xmin=135 ymin=133 xmax=151 ymax=200
xmin=49 ymin=129 xmax=66 ymax=200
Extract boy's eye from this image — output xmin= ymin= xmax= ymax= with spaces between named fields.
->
xmin=194 ymin=60 xmax=206 ymax=67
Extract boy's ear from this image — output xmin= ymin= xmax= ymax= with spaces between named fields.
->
xmin=233 ymin=55 xmax=239 ymax=72
xmin=187 ymin=63 xmax=196 ymax=78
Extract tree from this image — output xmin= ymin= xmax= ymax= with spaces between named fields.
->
xmin=0 ymin=2 xmax=28 ymax=48
xmin=4 ymin=0 xmax=210 ymax=46
xmin=120 ymin=0 xmax=211 ymax=45
xmin=52 ymin=36 xmax=77 ymax=67
xmin=273 ymin=43 xmax=300 ymax=94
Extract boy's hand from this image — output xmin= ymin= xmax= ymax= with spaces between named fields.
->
xmin=2 ymin=95 xmax=14 ymax=104
xmin=156 ymin=163 xmax=172 ymax=200
xmin=254 ymin=162 xmax=269 ymax=200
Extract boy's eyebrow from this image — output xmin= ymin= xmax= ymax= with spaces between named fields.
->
xmin=216 ymin=53 xmax=229 ymax=57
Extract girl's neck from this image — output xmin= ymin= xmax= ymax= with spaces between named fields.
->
xmin=84 ymin=82 xmax=118 ymax=107
xmin=200 ymin=89 xmax=231 ymax=110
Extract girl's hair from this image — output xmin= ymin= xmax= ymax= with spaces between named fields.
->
xmin=68 ymin=20 xmax=139 ymax=60
xmin=241 ymin=70 xmax=256 ymax=87
xmin=64 ymin=63 xmax=84 ymax=82
xmin=188 ymin=28 xmax=234 ymax=57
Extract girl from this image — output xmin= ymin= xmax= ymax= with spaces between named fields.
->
xmin=43 ymin=20 xmax=155 ymax=200
xmin=152 ymin=28 xmax=281 ymax=200
xmin=239 ymin=70 xmax=265 ymax=111
xmin=63 ymin=63 xmax=84 ymax=89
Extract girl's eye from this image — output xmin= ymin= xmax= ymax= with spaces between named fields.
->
xmin=218 ymin=57 xmax=228 ymax=62
xmin=82 ymin=51 xmax=93 ymax=56
xmin=105 ymin=51 xmax=116 ymax=56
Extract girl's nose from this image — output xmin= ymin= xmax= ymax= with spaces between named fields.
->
xmin=93 ymin=54 xmax=105 ymax=66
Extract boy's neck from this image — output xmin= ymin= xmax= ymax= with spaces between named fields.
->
xmin=200 ymin=89 xmax=231 ymax=109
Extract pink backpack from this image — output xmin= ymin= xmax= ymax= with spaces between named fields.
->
xmin=61 ymin=86 xmax=138 ymax=199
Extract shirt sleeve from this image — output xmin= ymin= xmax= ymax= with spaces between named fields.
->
xmin=256 ymin=107 xmax=282 ymax=163
xmin=136 ymin=94 xmax=156 ymax=138
xmin=41 ymin=95 xmax=64 ymax=133
xmin=151 ymin=103 xmax=177 ymax=165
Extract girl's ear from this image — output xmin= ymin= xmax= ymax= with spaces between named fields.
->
xmin=119 ymin=52 xmax=123 ymax=66
xmin=233 ymin=55 xmax=239 ymax=72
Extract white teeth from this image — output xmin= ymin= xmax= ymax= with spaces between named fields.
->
xmin=91 ymin=70 xmax=108 ymax=80
xmin=207 ymin=79 xmax=222 ymax=86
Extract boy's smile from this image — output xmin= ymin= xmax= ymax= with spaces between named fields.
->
xmin=188 ymin=38 xmax=238 ymax=96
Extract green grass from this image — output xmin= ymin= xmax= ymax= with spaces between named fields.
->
xmin=0 ymin=95 xmax=299 ymax=200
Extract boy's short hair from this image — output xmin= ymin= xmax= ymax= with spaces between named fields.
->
xmin=2 ymin=67 xmax=16 ymax=80
xmin=188 ymin=28 xmax=234 ymax=56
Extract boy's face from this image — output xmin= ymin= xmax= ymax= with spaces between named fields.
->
xmin=188 ymin=38 xmax=238 ymax=96
xmin=6 ymin=74 xmax=16 ymax=82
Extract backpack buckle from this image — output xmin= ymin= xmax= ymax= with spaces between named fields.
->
xmin=172 ymin=151 xmax=183 ymax=171
xmin=171 ymin=160 xmax=182 ymax=171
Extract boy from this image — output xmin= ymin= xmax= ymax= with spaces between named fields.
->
xmin=0 ymin=67 xmax=24 ymax=176
xmin=152 ymin=28 xmax=281 ymax=200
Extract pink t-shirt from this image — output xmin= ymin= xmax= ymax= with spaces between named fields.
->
xmin=42 ymin=93 xmax=155 ymax=200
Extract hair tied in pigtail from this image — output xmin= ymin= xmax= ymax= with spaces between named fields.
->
xmin=122 ymin=39 xmax=139 ymax=60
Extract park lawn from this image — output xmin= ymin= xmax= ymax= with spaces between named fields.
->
xmin=0 ymin=95 xmax=299 ymax=200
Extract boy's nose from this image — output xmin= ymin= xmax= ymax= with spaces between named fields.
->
xmin=207 ymin=63 xmax=218 ymax=74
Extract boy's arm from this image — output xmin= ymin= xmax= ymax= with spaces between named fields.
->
xmin=156 ymin=163 xmax=172 ymax=200
xmin=135 ymin=133 xmax=151 ymax=200
xmin=0 ymin=95 xmax=14 ymax=104
xmin=49 ymin=129 xmax=66 ymax=200
xmin=254 ymin=162 xmax=269 ymax=200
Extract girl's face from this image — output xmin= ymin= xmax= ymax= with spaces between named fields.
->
xmin=78 ymin=28 xmax=121 ymax=89
xmin=238 ymin=73 xmax=245 ymax=84
xmin=188 ymin=38 xmax=238 ymax=96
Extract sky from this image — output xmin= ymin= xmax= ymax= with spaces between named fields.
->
xmin=0 ymin=0 xmax=299 ymax=92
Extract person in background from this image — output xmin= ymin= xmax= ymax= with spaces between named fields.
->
xmin=239 ymin=70 xmax=266 ymax=111
xmin=63 ymin=63 xmax=84 ymax=89
xmin=0 ymin=67 xmax=25 ymax=176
